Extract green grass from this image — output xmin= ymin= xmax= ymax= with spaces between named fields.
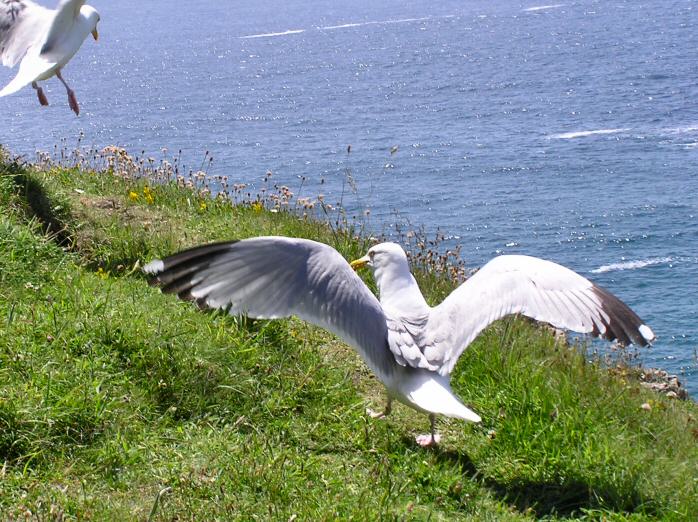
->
xmin=1 ymin=153 xmax=697 ymax=520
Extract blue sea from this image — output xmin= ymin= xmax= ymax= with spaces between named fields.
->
xmin=2 ymin=0 xmax=697 ymax=394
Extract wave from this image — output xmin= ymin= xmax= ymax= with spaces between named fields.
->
xmin=549 ymin=128 xmax=630 ymax=140
xmin=663 ymin=125 xmax=698 ymax=135
xmin=523 ymin=4 xmax=564 ymax=12
xmin=591 ymin=257 xmax=674 ymax=274
xmin=240 ymin=29 xmax=305 ymax=39
xmin=241 ymin=15 xmax=455 ymax=39
xmin=321 ymin=16 xmax=448 ymax=30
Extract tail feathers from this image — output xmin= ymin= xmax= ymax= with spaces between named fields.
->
xmin=448 ymin=401 xmax=482 ymax=423
xmin=405 ymin=372 xmax=482 ymax=423
xmin=0 ymin=74 xmax=28 ymax=97
xmin=0 ymin=55 xmax=56 ymax=97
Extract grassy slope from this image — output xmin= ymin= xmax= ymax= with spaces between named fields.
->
xmin=1 ymin=157 xmax=697 ymax=520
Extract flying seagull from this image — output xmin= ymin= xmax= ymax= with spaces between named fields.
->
xmin=0 ymin=0 xmax=100 ymax=115
xmin=144 ymin=237 xmax=655 ymax=447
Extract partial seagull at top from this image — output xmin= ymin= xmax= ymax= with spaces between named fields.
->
xmin=0 ymin=0 xmax=100 ymax=115
xmin=144 ymin=237 xmax=655 ymax=447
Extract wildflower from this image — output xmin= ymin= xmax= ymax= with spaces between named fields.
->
xmin=143 ymin=186 xmax=155 ymax=204
xmin=97 ymin=267 xmax=108 ymax=280
xmin=128 ymin=191 xmax=139 ymax=201
xmin=199 ymin=201 xmax=208 ymax=212
xmin=252 ymin=201 xmax=263 ymax=212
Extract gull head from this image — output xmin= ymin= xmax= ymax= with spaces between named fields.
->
xmin=81 ymin=5 xmax=101 ymax=41
xmin=350 ymin=242 xmax=409 ymax=272
xmin=351 ymin=243 xmax=427 ymax=312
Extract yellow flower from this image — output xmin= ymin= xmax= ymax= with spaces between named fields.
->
xmin=143 ymin=186 xmax=155 ymax=205
xmin=199 ymin=201 xmax=207 ymax=212
xmin=252 ymin=201 xmax=263 ymax=213
xmin=97 ymin=267 xmax=108 ymax=280
xmin=128 ymin=191 xmax=139 ymax=201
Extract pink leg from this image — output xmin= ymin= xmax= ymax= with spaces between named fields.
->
xmin=56 ymin=70 xmax=79 ymax=115
xmin=415 ymin=414 xmax=441 ymax=447
xmin=32 ymin=82 xmax=49 ymax=106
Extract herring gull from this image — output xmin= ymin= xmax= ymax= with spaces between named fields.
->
xmin=0 ymin=0 xmax=100 ymax=115
xmin=144 ymin=237 xmax=655 ymax=447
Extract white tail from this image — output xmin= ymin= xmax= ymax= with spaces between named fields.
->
xmin=0 ymin=55 xmax=56 ymax=97
xmin=402 ymin=370 xmax=482 ymax=422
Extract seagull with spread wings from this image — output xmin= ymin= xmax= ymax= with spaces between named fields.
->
xmin=145 ymin=237 xmax=655 ymax=447
xmin=0 ymin=0 xmax=100 ymax=115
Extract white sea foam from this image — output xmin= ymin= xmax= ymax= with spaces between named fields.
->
xmin=241 ymin=16 xmax=454 ymax=39
xmin=549 ymin=128 xmax=630 ymax=139
xmin=523 ymin=4 xmax=564 ymax=12
xmin=321 ymin=22 xmax=364 ymax=30
xmin=240 ymin=29 xmax=305 ymax=39
xmin=663 ymin=125 xmax=698 ymax=134
xmin=321 ymin=15 xmax=454 ymax=31
xmin=591 ymin=257 xmax=673 ymax=274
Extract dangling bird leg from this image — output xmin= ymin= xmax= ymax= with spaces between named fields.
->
xmin=32 ymin=82 xmax=48 ymax=106
xmin=367 ymin=397 xmax=392 ymax=419
xmin=415 ymin=414 xmax=441 ymax=447
xmin=56 ymin=70 xmax=79 ymax=115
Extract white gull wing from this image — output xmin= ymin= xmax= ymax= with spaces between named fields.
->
xmin=422 ymin=255 xmax=655 ymax=376
xmin=144 ymin=237 xmax=397 ymax=380
xmin=0 ymin=0 xmax=52 ymax=67
xmin=40 ymin=0 xmax=85 ymax=59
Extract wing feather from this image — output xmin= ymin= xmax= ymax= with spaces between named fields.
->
xmin=145 ymin=237 xmax=396 ymax=379
xmin=424 ymin=255 xmax=654 ymax=375
xmin=40 ymin=0 xmax=85 ymax=56
xmin=0 ymin=0 xmax=51 ymax=67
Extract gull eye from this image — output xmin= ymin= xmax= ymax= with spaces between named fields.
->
xmin=368 ymin=251 xmax=375 ymax=260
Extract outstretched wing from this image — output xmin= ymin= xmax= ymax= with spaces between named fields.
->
xmin=145 ymin=237 xmax=396 ymax=380
xmin=0 ymin=0 xmax=52 ymax=67
xmin=40 ymin=0 xmax=85 ymax=57
xmin=423 ymin=255 xmax=655 ymax=375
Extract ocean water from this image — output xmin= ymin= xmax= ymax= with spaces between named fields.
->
xmin=1 ymin=0 xmax=697 ymax=394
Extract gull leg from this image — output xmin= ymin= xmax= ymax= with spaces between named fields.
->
xmin=366 ymin=397 xmax=392 ymax=419
xmin=56 ymin=70 xmax=79 ymax=115
xmin=415 ymin=414 xmax=441 ymax=447
xmin=32 ymin=82 xmax=49 ymax=106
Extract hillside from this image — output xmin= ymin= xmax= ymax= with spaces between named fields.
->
xmin=1 ymin=149 xmax=696 ymax=520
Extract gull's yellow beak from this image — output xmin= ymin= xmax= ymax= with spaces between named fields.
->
xmin=350 ymin=255 xmax=370 ymax=271
xmin=92 ymin=29 xmax=99 ymax=41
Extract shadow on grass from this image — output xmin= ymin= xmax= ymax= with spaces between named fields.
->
xmin=8 ymin=163 xmax=74 ymax=248
xmin=5 ymin=162 xmax=157 ymax=275
xmin=435 ymin=449 xmax=658 ymax=519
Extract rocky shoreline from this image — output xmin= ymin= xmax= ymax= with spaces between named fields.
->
xmin=637 ymin=368 xmax=691 ymax=400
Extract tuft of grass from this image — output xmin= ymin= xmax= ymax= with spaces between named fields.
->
xmin=0 ymin=150 xmax=696 ymax=520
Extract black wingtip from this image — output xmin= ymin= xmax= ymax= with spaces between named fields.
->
xmin=591 ymin=285 xmax=654 ymax=347
xmin=144 ymin=240 xmax=241 ymax=295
